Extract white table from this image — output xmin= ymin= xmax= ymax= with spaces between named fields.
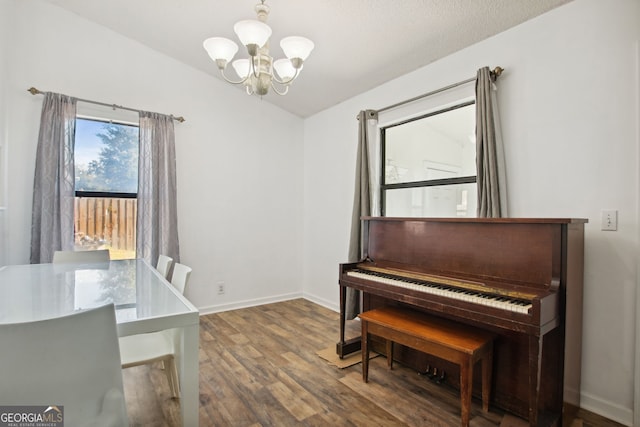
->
xmin=0 ymin=258 xmax=200 ymax=427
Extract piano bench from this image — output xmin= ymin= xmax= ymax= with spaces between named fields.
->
xmin=358 ymin=306 xmax=495 ymax=427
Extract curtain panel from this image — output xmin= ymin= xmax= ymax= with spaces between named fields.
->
xmin=30 ymin=93 xmax=77 ymax=264
xmin=476 ymin=66 xmax=508 ymax=217
xmin=136 ymin=111 xmax=180 ymax=267
xmin=345 ymin=109 xmax=378 ymax=319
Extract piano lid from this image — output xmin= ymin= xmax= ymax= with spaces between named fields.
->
xmin=361 ymin=217 xmax=587 ymax=292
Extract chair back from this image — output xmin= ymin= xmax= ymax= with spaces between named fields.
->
xmin=156 ymin=254 xmax=174 ymax=280
xmin=52 ymin=249 xmax=110 ymax=264
xmin=170 ymin=262 xmax=192 ymax=294
xmin=0 ymin=304 xmax=128 ymax=426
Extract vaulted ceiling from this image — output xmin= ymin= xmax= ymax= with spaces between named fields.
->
xmin=44 ymin=0 xmax=572 ymax=117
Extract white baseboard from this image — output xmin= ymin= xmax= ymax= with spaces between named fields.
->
xmin=301 ymin=292 xmax=339 ymax=313
xmin=197 ymin=292 xmax=303 ymax=315
xmin=198 ymin=292 xmax=339 ymax=316
xmin=580 ymin=390 xmax=633 ymax=426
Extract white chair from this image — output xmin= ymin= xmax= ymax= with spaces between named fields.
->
xmin=119 ymin=329 xmax=180 ymax=398
xmin=170 ymin=262 xmax=192 ymax=294
xmin=0 ymin=304 xmax=128 ymax=427
xmin=52 ymin=249 xmax=110 ymax=263
xmin=156 ymin=254 xmax=174 ymax=280
xmin=119 ymin=262 xmax=193 ymax=398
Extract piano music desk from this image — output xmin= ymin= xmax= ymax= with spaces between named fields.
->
xmin=359 ymin=306 xmax=495 ymax=427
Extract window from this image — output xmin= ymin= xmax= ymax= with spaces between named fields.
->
xmin=74 ymin=117 xmax=139 ymax=259
xmin=381 ymin=101 xmax=476 ymax=217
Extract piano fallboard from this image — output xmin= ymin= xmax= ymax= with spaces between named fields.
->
xmin=339 ymin=262 xmax=560 ymax=336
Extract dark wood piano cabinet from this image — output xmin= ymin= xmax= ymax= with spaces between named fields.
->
xmin=337 ymin=217 xmax=587 ymax=427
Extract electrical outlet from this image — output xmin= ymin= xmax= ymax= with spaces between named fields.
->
xmin=601 ymin=210 xmax=618 ymax=231
xmin=217 ymin=281 xmax=225 ymax=295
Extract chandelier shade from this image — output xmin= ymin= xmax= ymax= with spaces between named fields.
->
xmin=233 ymin=20 xmax=272 ymax=48
xmin=280 ymin=36 xmax=314 ymax=61
xmin=203 ymin=37 xmax=238 ymax=64
xmin=232 ymin=59 xmax=251 ymax=79
xmin=203 ymin=0 xmax=313 ymax=96
xmin=273 ymin=58 xmax=296 ymax=80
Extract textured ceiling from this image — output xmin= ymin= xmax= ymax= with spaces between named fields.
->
xmin=43 ymin=0 xmax=572 ymax=118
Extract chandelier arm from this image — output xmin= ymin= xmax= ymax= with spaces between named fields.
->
xmin=219 ymin=68 xmax=251 ymax=85
xmin=270 ymin=81 xmax=290 ymax=96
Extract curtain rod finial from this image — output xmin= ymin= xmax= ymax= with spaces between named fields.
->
xmin=28 ymin=87 xmax=41 ymax=95
xmin=492 ymin=66 xmax=504 ymax=77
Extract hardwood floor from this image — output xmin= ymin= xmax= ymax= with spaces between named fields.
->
xmin=122 ymin=299 xmax=625 ymax=427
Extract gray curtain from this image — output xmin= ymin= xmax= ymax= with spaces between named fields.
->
xmin=30 ymin=93 xmax=77 ymax=264
xmin=345 ymin=109 xmax=378 ymax=319
xmin=476 ymin=66 xmax=508 ymax=217
xmin=136 ymin=111 xmax=180 ymax=266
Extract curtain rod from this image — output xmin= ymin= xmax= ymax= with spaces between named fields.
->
xmin=27 ymin=87 xmax=185 ymax=123
xmin=373 ymin=66 xmax=504 ymax=116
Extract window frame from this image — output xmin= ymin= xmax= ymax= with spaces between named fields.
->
xmin=380 ymin=99 xmax=476 ymax=216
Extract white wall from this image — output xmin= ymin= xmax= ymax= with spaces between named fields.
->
xmin=2 ymin=0 xmax=304 ymax=312
xmin=0 ymin=0 xmax=9 ymax=267
xmin=302 ymin=0 xmax=640 ymax=424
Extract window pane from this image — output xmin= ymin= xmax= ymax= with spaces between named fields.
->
xmin=384 ymin=183 xmax=477 ymax=217
xmin=384 ymin=104 xmax=476 ymax=185
xmin=74 ymin=117 xmax=139 ymax=260
xmin=75 ymin=118 xmax=139 ymax=193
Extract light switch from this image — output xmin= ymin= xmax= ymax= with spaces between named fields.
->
xmin=601 ymin=210 xmax=618 ymax=231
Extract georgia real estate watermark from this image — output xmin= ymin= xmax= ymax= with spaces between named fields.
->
xmin=0 ymin=406 xmax=63 ymax=427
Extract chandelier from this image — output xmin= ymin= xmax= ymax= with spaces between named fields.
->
xmin=203 ymin=1 xmax=314 ymax=96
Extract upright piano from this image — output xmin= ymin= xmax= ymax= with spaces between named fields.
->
xmin=338 ymin=217 xmax=586 ymax=426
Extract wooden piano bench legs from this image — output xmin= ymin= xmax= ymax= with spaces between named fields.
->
xmin=358 ymin=306 xmax=495 ymax=427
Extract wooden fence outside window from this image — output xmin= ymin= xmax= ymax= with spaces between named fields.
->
xmin=74 ymin=197 xmax=137 ymax=260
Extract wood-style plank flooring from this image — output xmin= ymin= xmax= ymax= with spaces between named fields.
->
xmin=122 ymin=299 xmax=625 ymax=427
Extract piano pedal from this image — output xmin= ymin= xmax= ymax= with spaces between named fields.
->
xmin=420 ymin=364 xmax=434 ymax=378
xmin=420 ymin=366 xmax=446 ymax=384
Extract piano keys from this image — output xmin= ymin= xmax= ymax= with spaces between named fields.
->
xmin=346 ymin=267 xmax=535 ymax=314
xmin=338 ymin=217 xmax=587 ymax=427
